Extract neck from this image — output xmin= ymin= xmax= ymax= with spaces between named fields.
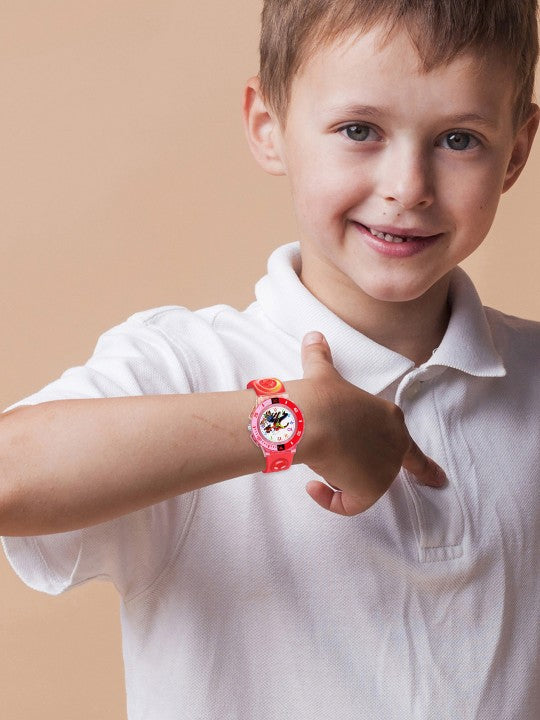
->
xmin=300 ymin=265 xmax=452 ymax=368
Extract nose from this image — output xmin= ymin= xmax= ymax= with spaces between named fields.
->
xmin=377 ymin=142 xmax=434 ymax=210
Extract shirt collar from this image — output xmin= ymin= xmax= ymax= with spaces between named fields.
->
xmin=427 ymin=265 xmax=506 ymax=378
xmin=255 ymin=242 xmax=506 ymax=394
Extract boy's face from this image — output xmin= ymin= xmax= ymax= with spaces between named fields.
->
xmin=246 ymin=26 xmax=538 ymax=311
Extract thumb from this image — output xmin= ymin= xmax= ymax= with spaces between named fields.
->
xmin=402 ymin=436 xmax=448 ymax=488
xmin=301 ymin=331 xmax=335 ymax=379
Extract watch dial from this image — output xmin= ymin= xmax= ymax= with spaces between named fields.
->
xmin=259 ymin=404 xmax=297 ymax=444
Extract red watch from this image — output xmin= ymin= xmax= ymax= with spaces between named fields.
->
xmin=247 ymin=378 xmax=305 ymax=473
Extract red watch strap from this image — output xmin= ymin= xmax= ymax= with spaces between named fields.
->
xmin=264 ymin=451 xmax=295 ymax=473
xmin=247 ymin=378 xmax=287 ymax=397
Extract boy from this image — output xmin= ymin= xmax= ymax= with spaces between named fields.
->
xmin=1 ymin=0 xmax=539 ymax=717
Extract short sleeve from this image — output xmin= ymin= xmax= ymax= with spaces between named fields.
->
xmin=3 ymin=306 xmax=199 ymax=409
xmin=1 ymin=494 xmax=197 ymax=599
xmin=1 ymin=307 xmax=203 ymax=599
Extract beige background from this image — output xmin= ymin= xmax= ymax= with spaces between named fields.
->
xmin=0 ymin=2 xmax=538 ymax=717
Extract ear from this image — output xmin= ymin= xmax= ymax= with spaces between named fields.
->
xmin=242 ymin=76 xmax=287 ymax=176
xmin=502 ymin=103 xmax=540 ymax=193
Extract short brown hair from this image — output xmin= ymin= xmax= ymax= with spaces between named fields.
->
xmin=259 ymin=0 xmax=539 ymax=130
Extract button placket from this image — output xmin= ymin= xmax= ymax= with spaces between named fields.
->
xmin=395 ymin=370 xmax=424 ymax=406
xmin=395 ymin=370 xmax=465 ymax=562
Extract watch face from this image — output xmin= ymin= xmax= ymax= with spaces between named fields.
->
xmin=250 ymin=396 xmax=304 ymax=452
xmin=258 ymin=404 xmax=297 ymax=444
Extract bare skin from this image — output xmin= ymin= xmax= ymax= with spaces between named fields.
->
xmin=0 ymin=333 xmax=445 ymax=536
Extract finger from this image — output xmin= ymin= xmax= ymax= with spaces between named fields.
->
xmin=301 ymin=331 xmax=335 ymax=378
xmin=305 ymin=481 xmax=371 ymax=516
xmin=402 ymin=436 xmax=447 ymax=487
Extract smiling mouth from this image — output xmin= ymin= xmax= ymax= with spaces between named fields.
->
xmin=355 ymin=222 xmax=440 ymax=244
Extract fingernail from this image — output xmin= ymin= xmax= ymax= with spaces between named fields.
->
xmin=304 ymin=331 xmax=324 ymax=346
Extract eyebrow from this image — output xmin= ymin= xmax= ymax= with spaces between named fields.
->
xmin=326 ymin=104 xmax=499 ymax=130
xmin=327 ymin=104 xmax=389 ymax=119
xmin=447 ymin=112 xmax=499 ymax=130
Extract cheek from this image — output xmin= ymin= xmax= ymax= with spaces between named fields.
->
xmin=289 ymin=175 xmax=333 ymax=226
xmin=289 ymin=160 xmax=364 ymax=226
xmin=446 ymin=163 xmax=504 ymax=233
xmin=469 ymin=186 xmax=502 ymax=237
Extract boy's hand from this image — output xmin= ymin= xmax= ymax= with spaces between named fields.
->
xmin=296 ymin=331 xmax=446 ymax=516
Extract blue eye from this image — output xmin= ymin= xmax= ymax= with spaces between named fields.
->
xmin=342 ymin=125 xmax=378 ymax=142
xmin=441 ymin=131 xmax=479 ymax=151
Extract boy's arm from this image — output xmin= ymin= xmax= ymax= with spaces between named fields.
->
xmin=0 ymin=390 xmax=264 ymax=536
xmin=0 ymin=333 xmax=445 ymax=536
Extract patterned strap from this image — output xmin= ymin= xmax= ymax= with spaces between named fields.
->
xmin=264 ymin=452 xmax=294 ymax=473
xmin=247 ymin=378 xmax=287 ymax=397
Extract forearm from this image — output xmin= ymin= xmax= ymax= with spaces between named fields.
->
xmin=0 ymin=334 xmax=446 ymax=532
xmin=0 ymin=387 xmax=313 ymax=536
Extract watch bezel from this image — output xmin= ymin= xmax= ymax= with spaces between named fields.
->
xmin=250 ymin=397 xmax=304 ymax=452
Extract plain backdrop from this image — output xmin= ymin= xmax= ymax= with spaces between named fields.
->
xmin=1 ymin=3 xmax=539 ymax=717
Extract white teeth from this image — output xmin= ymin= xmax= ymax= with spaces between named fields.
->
xmin=385 ymin=233 xmax=405 ymax=243
xmin=369 ymin=227 xmax=407 ymax=243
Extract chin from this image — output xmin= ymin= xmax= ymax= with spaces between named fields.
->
xmin=357 ymin=279 xmax=429 ymax=304
xmin=358 ymin=266 xmax=452 ymax=304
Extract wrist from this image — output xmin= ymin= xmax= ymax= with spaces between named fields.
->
xmin=283 ymin=378 xmax=327 ymax=468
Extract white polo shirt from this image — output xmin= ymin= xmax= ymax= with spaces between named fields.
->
xmin=2 ymin=243 xmax=539 ymax=720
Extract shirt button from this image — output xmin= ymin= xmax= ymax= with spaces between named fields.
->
xmin=405 ymin=382 xmax=420 ymax=399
